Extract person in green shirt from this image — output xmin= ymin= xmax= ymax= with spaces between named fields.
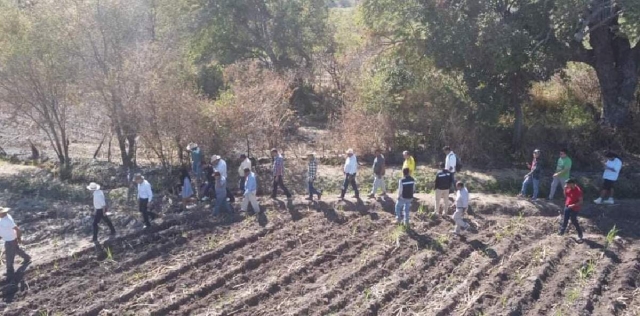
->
xmin=548 ymin=148 xmax=572 ymax=200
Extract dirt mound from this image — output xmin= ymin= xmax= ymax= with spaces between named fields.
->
xmin=0 ymin=193 xmax=638 ymax=316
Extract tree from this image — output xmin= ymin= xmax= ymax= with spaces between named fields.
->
xmin=0 ymin=1 xmax=78 ymax=170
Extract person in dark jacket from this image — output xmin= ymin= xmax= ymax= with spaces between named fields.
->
xmin=395 ymin=168 xmax=415 ymax=227
xmin=368 ymin=149 xmax=387 ymax=198
xmin=200 ymin=162 xmax=215 ymax=201
xmin=519 ymin=149 xmax=542 ymax=200
xmin=434 ymin=162 xmax=452 ymax=215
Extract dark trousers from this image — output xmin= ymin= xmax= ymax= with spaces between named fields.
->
xmin=202 ymin=181 xmax=214 ymax=198
xmin=340 ymin=173 xmax=359 ymax=198
xmin=272 ymin=175 xmax=292 ymax=198
xmin=559 ymin=207 xmax=583 ymax=238
xmin=450 ymin=172 xmax=456 ymax=191
xmin=93 ymin=209 xmax=116 ymax=241
xmin=5 ymin=240 xmax=29 ymax=278
xmin=227 ymin=188 xmax=235 ymax=203
xmin=308 ymin=179 xmax=321 ymax=198
xmin=239 ymin=177 xmax=246 ymax=192
xmin=139 ymin=198 xmax=158 ymax=227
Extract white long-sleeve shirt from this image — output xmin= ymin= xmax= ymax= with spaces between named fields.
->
xmin=603 ymin=158 xmax=622 ymax=181
xmin=238 ymin=158 xmax=252 ymax=177
xmin=137 ymin=180 xmax=153 ymax=202
xmin=456 ymin=187 xmax=469 ymax=208
xmin=344 ymin=155 xmax=358 ymax=174
xmin=215 ymin=159 xmax=228 ymax=178
xmin=93 ymin=190 xmax=107 ymax=210
xmin=445 ymin=152 xmax=457 ymax=173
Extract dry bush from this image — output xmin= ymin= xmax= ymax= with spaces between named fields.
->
xmin=326 ymin=105 xmax=394 ymax=158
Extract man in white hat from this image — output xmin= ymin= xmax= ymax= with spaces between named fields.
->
xmin=211 ymin=155 xmax=235 ymax=203
xmin=340 ymin=148 xmax=359 ymax=200
xmin=0 ymin=207 xmax=31 ymax=281
xmin=187 ymin=143 xmax=203 ymax=182
xmin=237 ymin=154 xmax=252 ymax=193
xmin=134 ymin=174 xmax=159 ymax=228
xmin=87 ymin=182 xmax=116 ymax=242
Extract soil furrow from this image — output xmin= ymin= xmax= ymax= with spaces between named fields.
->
xmin=590 ymin=248 xmax=640 ymax=315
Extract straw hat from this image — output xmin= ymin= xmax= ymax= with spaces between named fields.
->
xmin=187 ymin=142 xmax=198 ymax=150
xmin=86 ymin=182 xmax=101 ymax=191
xmin=346 ymin=148 xmax=354 ymax=155
xmin=211 ymin=155 xmax=221 ymax=163
xmin=0 ymin=207 xmax=9 ymax=214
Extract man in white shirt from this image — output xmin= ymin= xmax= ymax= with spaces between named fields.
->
xmin=340 ymin=148 xmax=359 ymax=200
xmin=594 ymin=152 xmax=623 ymax=205
xmin=452 ymin=181 xmax=470 ymax=234
xmin=444 ymin=146 xmax=457 ymax=190
xmin=87 ymin=182 xmax=116 ymax=242
xmin=238 ymin=154 xmax=252 ymax=192
xmin=212 ymin=155 xmax=235 ymax=203
xmin=0 ymin=207 xmax=31 ymax=281
xmin=134 ymin=174 xmax=158 ymax=228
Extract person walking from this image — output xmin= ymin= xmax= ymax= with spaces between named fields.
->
xmin=187 ymin=143 xmax=203 ymax=181
xmin=519 ymin=149 xmax=542 ymax=200
xmin=0 ymin=207 xmax=31 ymax=282
xmin=213 ymin=171 xmax=231 ymax=216
xmin=134 ymin=174 xmax=159 ymax=228
xmin=395 ymin=168 xmax=415 ymax=227
xmin=594 ymin=152 xmax=622 ymax=205
xmin=179 ymin=168 xmax=195 ymax=209
xmin=238 ymin=154 xmax=252 ymax=192
xmin=340 ymin=148 xmax=359 ymax=200
xmin=368 ymin=149 xmax=387 ymax=198
xmin=212 ymin=155 xmax=235 ymax=203
xmin=87 ymin=182 xmax=116 ymax=242
xmin=444 ymin=146 xmax=458 ymax=190
xmin=241 ymin=168 xmax=261 ymax=213
xmin=452 ymin=181 xmax=470 ymax=234
xmin=201 ymin=162 xmax=215 ymax=201
xmin=271 ymin=148 xmax=292 ymax=199
xmin=548 ymin=149 xmax=572 ymax=200
xmin=559 ymin=178 xmax=584 ymax=241
xmin=434 ymin=162 xmax=452 ymax=215
xmin=402 ymin=151 xmax=416 ymax=176
xmin=306 ymin=153 xmax=322 ymax=201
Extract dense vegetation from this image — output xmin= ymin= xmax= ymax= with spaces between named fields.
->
xmin=0 ymin=0 xmax=639 ymax=172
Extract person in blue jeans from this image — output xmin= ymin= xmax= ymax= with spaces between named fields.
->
xmin=519 ymin=149 xmax=542 ymax=200
xmin=213 ymin=171 xmax=230 ymax=216
xmin=395 ymin=168 xmax=415 ymax=227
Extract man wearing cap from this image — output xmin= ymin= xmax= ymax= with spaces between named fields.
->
xmin=212 ymin=155 xmax=235 ymax=203
xmin=306 ymin=152 xmax=322 ymax=201
xmin=271 ymin=148 xmax=292 ymax=199
xmin=340 ymin=148 xmax=359 ymax=200
xmin=134 ymin=174 xmax=159 ymax=228
xmin=187 ymin=143 xmax=203 ymax=181
xmin=368 ymin=149 xmax=387 ymax=199
xmin=238 ymin=154 xmax=252 ymax=193
xmin=518 ymin=149 xmax=542 ymax=201
xmin=87 ymin=182 xmax=116 ymax=242
xmin=0 ymin=207 xmax=31 ymax=281
xmin=241 ymin=168 xmax=261 ymax=213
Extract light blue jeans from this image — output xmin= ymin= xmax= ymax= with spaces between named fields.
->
xmin=213 ymin=198 xmax=230 ymax=215
xmin=395 ymin=198 xmax=412 ymax=224
xmin=520 ymin=176 xmax=539 ymax=199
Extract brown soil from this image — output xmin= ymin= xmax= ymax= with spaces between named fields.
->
xmin=0 ymin=166 xmax=639 ymax=316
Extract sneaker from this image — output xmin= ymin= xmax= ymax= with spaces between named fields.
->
xmin=305 ymin=197 xmax=313 ymax=201
xmin=517 ymin=194 xmax=525 ymax=198
xmin=367 ymin=194 xmax=375 ymax=199
xmin=22 ymin=256 xmax=32 ymax=265
xmin=593 ymin=197 xmax=603 ymax=204
xmin=530 ymin=198 xmax=538 ymax=202
xmin=317 ymin=191 xmax=322 ymax=200
xmin=201 ymin=197 xmax=210 ymax=201
xmin=604 ymin=198 xmax=615 ymax=205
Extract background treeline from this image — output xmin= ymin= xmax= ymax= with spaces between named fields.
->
xmin=0 ymin=0 xmax=639 ymax=177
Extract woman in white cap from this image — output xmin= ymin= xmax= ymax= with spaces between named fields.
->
xmin=0 ymin=207 xmax=31 ymax=281
xmin=87 ymin=182 xmax=116 ymax=242
xmin=340 ymin=148 xmax=359 ymax=200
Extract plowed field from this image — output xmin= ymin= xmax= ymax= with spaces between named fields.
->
xmin=1 ymin=194 xmax=639 ymax=316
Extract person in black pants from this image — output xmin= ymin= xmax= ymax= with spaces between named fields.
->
xmin=87 ymin=182 xmax=116 ymax=242
xmin=134 ymin=174 xmax=158 ymax=228
xmin=271 ymin=149 xmax=292 ymax=199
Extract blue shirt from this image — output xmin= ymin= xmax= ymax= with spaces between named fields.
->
xmin=245 ymin=172 xmax=257 ymax=195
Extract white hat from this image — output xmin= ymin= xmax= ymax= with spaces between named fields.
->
xmin=346 ymin=148 xmax=354 ymax=154
xmin=87 ymin=182 xmax=101 ymax=191
xmin=187 ymin=142 xmax=198 ymax=150
xmin=533 ymin=149 xmax=541 ymax=153
xmin=211 ymin=155 xmax=221 ymax=163
xmin=0 ymin=207 xmax=9 ymax=214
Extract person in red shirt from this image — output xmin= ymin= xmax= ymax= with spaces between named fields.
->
xmin=559 ymin=178 xmax=584 ymax=241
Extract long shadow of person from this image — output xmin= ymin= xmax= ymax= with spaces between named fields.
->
xmin=2 ymin=261 xmax=32 ymax=303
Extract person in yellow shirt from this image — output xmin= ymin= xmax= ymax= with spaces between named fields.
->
xmin=402 ymin=151 xmax=416 ymax=176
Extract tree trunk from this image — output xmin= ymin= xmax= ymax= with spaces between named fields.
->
xmin=512 ymin=101 xmax=523 ymax=148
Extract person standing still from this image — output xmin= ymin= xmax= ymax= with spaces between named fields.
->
xmin=559 ymin=178 xmax=584 ymax=241
xmin=548 ymin=149 xmax=572 ymax=200
xmin=271 ymin=149 xmax=292 ymax=199
xmin=87 ymin=182 xmax=116 ymax=242
xmin=213 ymin=171 xmax=231 ymax=216
xmin=340 ymin=148 xmax=359 ymax=200
xmin=0 ymin=207 xmax=31 ymax=282
xmin=395 ymin=168 xmax=415 ymax=227
xmin=238 ymin=154 xmax=252 ymax=193
xmin=187 ymin=143 xmax=203 ymax=181
xmin=306 ymin=153 xmax=322 ymax=201
xmin=434 ymin=162 xmax=452 ymax=215
xmin=368 ymin=149 xmax=387 ymax=198
xmin=134 ymin=174 xmax=158 ymax=228
xmin=211 ymin=155 xmax=235 ymax=203
xmin=241 ymin=168 xmax=261 ymax=213
xmin=452 ymin=182 xmax=470 ymax=234
xmin=444 ymin=146 xmax=457 ymax=191
xmin=519 ymin=149 xmax=542 ymax=200
xmin=402 ymin=151 xmax=416 ymax=176
xmin=594 ymin=152 xmax=622 ymax=205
